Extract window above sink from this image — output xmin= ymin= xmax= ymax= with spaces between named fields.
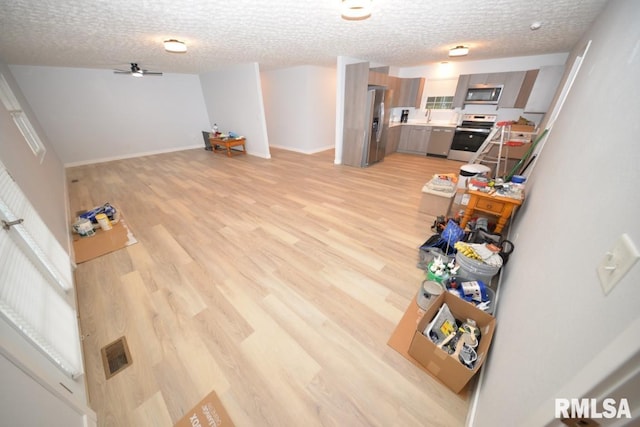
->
xmin=425 ymin=96 xmax=454 ymax=110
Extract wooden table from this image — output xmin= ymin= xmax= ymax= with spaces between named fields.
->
xmin=209 ymin=136 xmax=246 ymax=157
xmin=460 ymin=189 xmax=523 ymax=234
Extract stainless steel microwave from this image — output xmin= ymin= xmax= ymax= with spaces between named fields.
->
xmin=465 ymin=84 xmax=503 ymax=105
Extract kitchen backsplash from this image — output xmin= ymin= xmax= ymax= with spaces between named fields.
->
xmin=390 ymin=105 xmax=544 ymax=128
xmin=390 ymin=107 xmax=460 ymax=124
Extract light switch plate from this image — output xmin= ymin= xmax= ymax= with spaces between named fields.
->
xmin=597 ymin=234 xmax=640 ymax=295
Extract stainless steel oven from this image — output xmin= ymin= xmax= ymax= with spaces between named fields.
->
xmin=447 ymin=114 xmax=497 ymax=162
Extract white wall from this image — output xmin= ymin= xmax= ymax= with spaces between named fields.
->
xmin=473 ymin=0 xmax=640 ymax=425
xmin=261 ymin=65 xmax=336 ymax=154
xmin=9 ymin=65 xmax=210 ymax=166
xmin=199 ymin=63 xmax=271 ymax=159
xmin=0 ymin=61 xmax=69 ymax=248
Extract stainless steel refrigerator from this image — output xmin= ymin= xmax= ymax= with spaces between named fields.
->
xmin=361 ymin=86 xmax=386 ymax=167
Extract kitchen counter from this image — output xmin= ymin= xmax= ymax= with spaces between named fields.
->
xmin=389 ymin=121 xmax=457 ymax=128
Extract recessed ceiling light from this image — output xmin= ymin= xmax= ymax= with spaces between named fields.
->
xmin=341 ymin=0 xmax=372 ymax=21
xmin=448 ymin=46 xmax=469 ymax=57
xmin=530 ymin=21 xmax=542 ymax=30
xmin=164 ymin=39 xmax=187 ymax=53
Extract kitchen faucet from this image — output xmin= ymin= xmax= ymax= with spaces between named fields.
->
xmin=425 ymin=109 xmax=431 ymax=123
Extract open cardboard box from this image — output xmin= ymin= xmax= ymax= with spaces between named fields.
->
xmin=509 ymin=124 xmax=535 ymax=133
xmin=408 ymin=292 xmax=496 ymax=393
xmin=419 ymin=188 xmax=455 ymax=217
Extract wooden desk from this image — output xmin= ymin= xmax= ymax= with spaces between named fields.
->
xmin=209 ymin=136 xmax=246 ymax=157
xmin=460 ymin=189 xmax=523 ymax=234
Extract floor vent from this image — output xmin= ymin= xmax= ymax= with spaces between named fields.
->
xmin=101 ymin=336 xmax=132 ymax=379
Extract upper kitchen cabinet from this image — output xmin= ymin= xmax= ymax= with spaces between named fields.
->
xmin=452 ymin=75 xmax=470 ymax=108
xmin=498 ymin=71 xmax=528 ymax=108
xmin=524 ymin=65 xmax=565 ymax=113
xmin=368 ymin=70 xmax=389 ymax=86
xmin=452 ymin=68 xmax=560 ymax=111
xmin=467 ymin=73 xmax=507 ymax=85
xmin=513 ymin=70 xmax=539 ymax=108
xmin=387 ymin=76 xmax=400 ymax=107
xmin=393 ymin=77 xmax=425 ymax=108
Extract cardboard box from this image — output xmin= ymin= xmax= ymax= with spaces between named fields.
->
xmin=408 ymin=292 xmax=496 ymax=393
xmin=504 ymin=143 xmax=532 ymax=160
xmin=509 ymin=124 xmax=535 ymax=133
xmin=419 ymin=188 xmax=455 ymax=216
xmin=72 ymin=218 xmax=137 ymax=264
xmin=174 ymin=390 xmax=235 ymax=427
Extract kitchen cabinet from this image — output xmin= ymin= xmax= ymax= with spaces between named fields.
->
xmin=395 ymin=78 xmax=425 ymax=108
xmin=398 ymin=125 xmax=431 ymax=155
xmin=427 ymin=126 xmax=454 ymax=157
xmin=386 ymin=125 xmax=401 ymax=155
xmin=465 ymin=72 xmax=507 ymax=85
xmin=368 ymin=70 xmax=388 ymax=86
xmin=452 ymin=74 xmax=470 ymax=108
xmin=497 ymin=71 xmax=526 ymax=108
xmin=452 ymin=70 xmax=541 ymax=109
xmin=342 ymin=62 xmax=370 ymax=167
xmin=387 ymin=76 xmax=401 ymax=108
xmin=513 ymin=70 xmax=539 ymax=109
xmin=524 ymin=65 xmax=564 ymax=113
xmin=485 ymin=73 xmax=508 ymax=85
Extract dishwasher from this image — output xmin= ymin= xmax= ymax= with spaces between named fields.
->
xmin=426 ymin=126 xmax=455 ymax=158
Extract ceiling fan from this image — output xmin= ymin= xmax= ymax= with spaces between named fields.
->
xmin=113 ymin=63 xmax=163 ymax=77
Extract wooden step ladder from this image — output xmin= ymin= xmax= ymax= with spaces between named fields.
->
xmin=468 ymin=125 xmax=505 ymax=178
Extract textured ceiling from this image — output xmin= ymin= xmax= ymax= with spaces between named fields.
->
xmin=0 ymin=0 xmax=609 ymax=74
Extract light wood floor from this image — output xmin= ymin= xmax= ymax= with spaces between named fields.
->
xmin=68 ymin=148 xmax=468 ymax=427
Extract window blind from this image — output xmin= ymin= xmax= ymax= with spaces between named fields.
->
xmin=0 ymin=165 xmax=82 ymax=378
xmin=0 ymin=168 xmax=72 ymax=292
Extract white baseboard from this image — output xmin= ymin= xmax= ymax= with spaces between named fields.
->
xmin=63 ymin=144 xmax=202 ymax=167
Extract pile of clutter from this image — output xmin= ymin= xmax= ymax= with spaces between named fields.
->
xmin=416 ymin=213 xmax=515 ymax=314
xmin=423 ymin=302 xmax=481 ymax=369
xmin=72 ymin=203 xmax=119 ymax=237
xmin=466 ymin=174 xmax=526 ymax=200
xmin=422 ymin=173 xmax=457 ymax=195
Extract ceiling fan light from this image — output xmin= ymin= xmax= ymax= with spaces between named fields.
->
xmin=448 ymin=45 xmax=469 ymax=57
xmin=164 ymin=39 xmax=187 ymax=53
xmin=341 ymin=0 xmax=372 ymax=21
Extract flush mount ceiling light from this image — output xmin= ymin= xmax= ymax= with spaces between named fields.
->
xmin=530 ymin=21 xmax=542 ymax=30
xmin=164 ymin=39 xmax=187 ymax=53
xmin=341 ymin=0 xmax=372 ymax=21
xmin=448 ymin=45 xmax=469 ymax=57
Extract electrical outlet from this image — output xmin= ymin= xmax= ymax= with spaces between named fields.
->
xmin=597 ymin=234 xmax=640 ymax=295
